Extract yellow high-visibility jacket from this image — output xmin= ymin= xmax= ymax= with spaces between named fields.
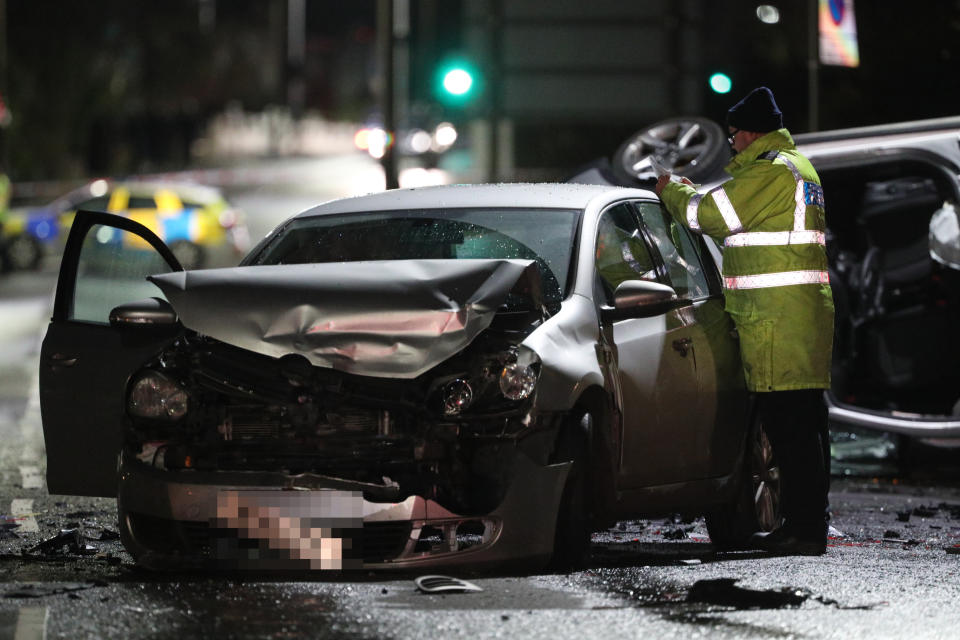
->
xmin=660 ymin=129 xmax=834 ymax=392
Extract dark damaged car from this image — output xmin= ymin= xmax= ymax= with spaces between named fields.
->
xmin=40 ymin=184 xmax=773 ymax=571
xmin=591 ymin=115 xmax=960 ymax=448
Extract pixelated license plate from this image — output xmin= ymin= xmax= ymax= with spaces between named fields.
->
xmin=211 ymin=489 xmax=365 ymax=570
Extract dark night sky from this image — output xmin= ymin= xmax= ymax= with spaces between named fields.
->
xmin=3 ymin=1 xmax=960 ymax=181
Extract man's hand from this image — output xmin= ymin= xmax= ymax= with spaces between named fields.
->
xmin=655 ymin=174 xmax=671 ymax=196
xmin=655 ymin=174 xmax=693 ymax=196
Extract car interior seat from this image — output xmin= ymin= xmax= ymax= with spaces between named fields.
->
xmin=857 ymin=177 xmax=939 ymax=287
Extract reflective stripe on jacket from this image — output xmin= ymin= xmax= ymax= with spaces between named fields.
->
xmin=660 ymin=129 xmax=834 ymax=392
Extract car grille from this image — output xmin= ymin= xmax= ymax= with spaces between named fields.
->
xmin=223 ymin=405 xmax=382 ymax=440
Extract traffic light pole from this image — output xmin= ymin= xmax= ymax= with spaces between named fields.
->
xmin=377 ymin=0 xmax=399 ymax=189
xmin=487 ymin=0 xmax=502 ymax=182
xmin=807 ymin=0 xmax=819 ymax=132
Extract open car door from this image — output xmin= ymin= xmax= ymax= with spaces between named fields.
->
xmin=40 ymin=211 xmax=183 ymax=496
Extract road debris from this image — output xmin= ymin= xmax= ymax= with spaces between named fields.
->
xmin=28 ymin=529 xmax=98 ymax=556
xmin=685 ymin=578 xmax=886 ymax=611
xmin=414 ymin=575 xmax=483 ymax=594
xmin=686 ymin=578 xmax=808 ymax=609
xmin=1 ymin=516 xmax=20 ymax=539
xmin=4 ymin=581 xmax=107 ymax=598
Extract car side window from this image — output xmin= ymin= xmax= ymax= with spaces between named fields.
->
xmin=127 ymin=196 xmax=157 ymax=209
xmin=635 ymin=202 xmax=711 ymax=299
xmin=595 ymin=204 xmax=658 ymax=304
xmin=71 ymin=223 xmax=171 ymax=323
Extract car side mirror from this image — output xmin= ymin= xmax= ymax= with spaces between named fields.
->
xmin=603 ymin=280 xmax=681 ymax=320
xmin=109 ymin=297 xmax=179 ymax=328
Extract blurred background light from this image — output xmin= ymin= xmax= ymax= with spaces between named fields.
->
xmin=442 ymin=68 xmax=473 ymax=96
xmin=709 ymin=72 xmax=733 ymax=94
xmin=756 ymin=5 xmax=781 ymax=24
xmin=433 ymin=122 xmax=458 ymax=149
xmin=90 ymin=179 xmax=110 ymax=197
xmin=408 ymin=129 xmax=432 ymax=154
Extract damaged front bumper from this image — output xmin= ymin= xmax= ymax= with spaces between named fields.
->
xmin=118 ymin=446 xmax=570 ymax=571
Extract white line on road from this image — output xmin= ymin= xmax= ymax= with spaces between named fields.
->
xmin=13 ymin=606 xmax=48 ymax=640
xmin=10 ymin=499 xmax=38 ymax=533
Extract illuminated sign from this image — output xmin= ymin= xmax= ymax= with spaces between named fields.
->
xmin=819 ymin=0 xmax=860 ymax=67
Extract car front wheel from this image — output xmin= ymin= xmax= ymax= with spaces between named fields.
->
xmin=5 ymin=233 xmax=43 ymax=271
xmin=705 ymin=412 xmax=781 ymax=549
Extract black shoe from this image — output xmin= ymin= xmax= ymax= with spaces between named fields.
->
xmin=750 ymin=528 xmax=826 ymax=556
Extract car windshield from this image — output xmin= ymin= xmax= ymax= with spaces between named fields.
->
xmin=251 ymin=208 xmax=581 ymax=304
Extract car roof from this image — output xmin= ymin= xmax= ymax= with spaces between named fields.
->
xmin=111 ymin=180 xmax=225 ymax=202
xmin=295 ymin=182 xmax=653 ymax=218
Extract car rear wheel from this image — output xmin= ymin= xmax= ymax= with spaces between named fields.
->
xmin=5 ymin=233 xmax=43 ymax=271
xmin=551 ymin=411 xmax=593 ymax=570
xmin=705 ymin=411 xmax=781 ymax=549
xmin=612 ymin=116 xmax=730 ymax=186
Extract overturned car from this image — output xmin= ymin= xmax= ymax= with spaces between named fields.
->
xmin=592 ymin=115 xmax=960 ymax=447
xmin=40 ymin=184 xmax=770 ymax=570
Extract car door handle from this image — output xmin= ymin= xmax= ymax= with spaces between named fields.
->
xmin=672 ymin=338 xmax=693 ymax=357
xmin=48 ymin=353 xmax=78 ymax=367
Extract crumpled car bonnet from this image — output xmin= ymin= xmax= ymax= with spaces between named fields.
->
xmin=149 ymin=259 xmax=542 ymax=379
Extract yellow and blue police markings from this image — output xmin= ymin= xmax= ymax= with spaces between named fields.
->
xmin=4 ymin=182 xmax=243 ymax=270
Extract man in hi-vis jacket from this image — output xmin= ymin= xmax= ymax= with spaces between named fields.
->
xmin=656 ymin=86 xmax=834 ymax=556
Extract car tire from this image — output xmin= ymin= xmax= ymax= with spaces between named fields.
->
xmin=705 ymin=411 xmax=782 ymax=549
xmin=612 ymin=116 xmax=730 ymax=186
xmin=550 ymin=411 xmax=592 ymax=570
xmin=170 ymin=240 xmax=206 ymax=270
xmin=5 ymin=233 xmax=43 ymax=271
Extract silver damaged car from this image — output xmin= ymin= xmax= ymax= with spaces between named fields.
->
xmin=40 ymin=183 xmax=771 ymax=570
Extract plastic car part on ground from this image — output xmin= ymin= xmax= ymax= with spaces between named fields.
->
xmin=414 ymin=575 xmax=483 ymax=594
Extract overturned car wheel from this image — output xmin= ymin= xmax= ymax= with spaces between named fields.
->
xmin=612 ymin=116 xmax=729 ymax=186
xmin=705 ymin=412 xmax=781 ymax=549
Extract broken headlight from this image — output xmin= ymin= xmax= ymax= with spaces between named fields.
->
xmin=499 ymin=362 xmax=537 ymax=400
xmin=128 ymin=371 xmax=190 ymax=420
xmin=435 ymin=348 xmax=540 ymax=416
xmin=442 ymin=378 xmax=475 ymax=415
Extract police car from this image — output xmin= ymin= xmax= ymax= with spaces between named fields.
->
xmin=3 ymin=179 xmax=249 ymax=270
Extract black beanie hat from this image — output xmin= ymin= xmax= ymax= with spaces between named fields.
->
xmin=727 ymin=86 xmax=783 ymax=132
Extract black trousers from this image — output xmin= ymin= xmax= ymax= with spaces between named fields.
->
xmin=756 ymin=389 xmax=830 ymax=540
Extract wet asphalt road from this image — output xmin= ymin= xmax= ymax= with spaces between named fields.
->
xmin=2 ymin=475 xmax=960 ymax=640
xmin=3 ymin=191 xmax=960 ymax=638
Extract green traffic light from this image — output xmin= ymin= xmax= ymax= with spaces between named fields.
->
xmin=442 ymin=68 xmax=473 ymax=96
xmin=709 ymin=73 xmax=732 ymax=94
xmin=435 ymin=59 xmax=480 ymax=106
